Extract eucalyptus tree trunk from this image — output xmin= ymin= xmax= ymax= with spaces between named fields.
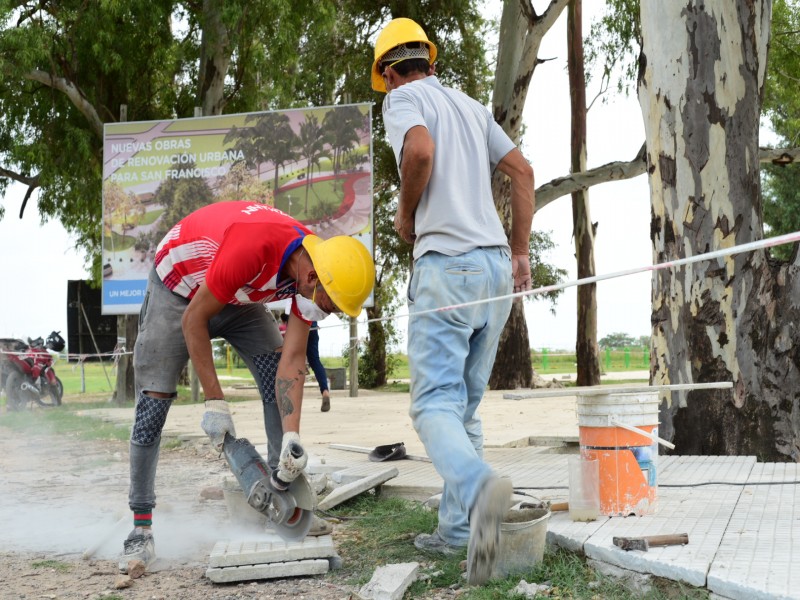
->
xmin=489 ymin=0 xmax=569 ymax=390
xmin=641 ymin=0 xmax=800 ymax=461
xmin=568 ymin=0 xmax=600 ymax=386
xmin=198 ymin=0 xmax=232 ymax=116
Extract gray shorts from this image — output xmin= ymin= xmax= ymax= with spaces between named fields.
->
xmin=134 ymin=269 xmax=283 ymax=394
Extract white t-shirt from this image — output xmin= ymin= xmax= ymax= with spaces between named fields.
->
xmin=383 ymin=76 xmax=516 ymax=260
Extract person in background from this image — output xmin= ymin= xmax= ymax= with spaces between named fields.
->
xmin=306 ymin=322 xmax=331 ymax=412
xmin=372 ymin=18 xmax=535 ymax=585
xmin=120 ymin=200 xmax=374 ymax=572
xmin=279 ymin=313 xmax=330 ymax=412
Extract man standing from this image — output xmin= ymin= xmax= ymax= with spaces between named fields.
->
xmin=372 ymin=18 xmax=535 ymax=585
xmin=120 ymin=200 xmax=374 ymax=571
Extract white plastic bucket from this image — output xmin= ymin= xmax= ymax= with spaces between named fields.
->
xmin=492 ymin=507 xmax=550 ymax=579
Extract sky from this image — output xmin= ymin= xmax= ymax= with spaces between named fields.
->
xmin=0 ymin=4 xmax=654 ymax=357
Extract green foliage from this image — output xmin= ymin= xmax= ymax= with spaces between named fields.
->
xmin=763 ymin=163 xmax=800 ymax=261
xmin=598 ymin=331 xmax=636 ymax=349
xmin=764 ymin=1 xmax=800 ymax=138
xmin=0 ymin=404 xmax=130 ymax=442
xmin=529 ymin=230 xmax=568 ymax=309
xmin=1 ymin=1 xmax=565 ymax=385
xmin=762 ymin=0 xmax=800 ymax=261
xmin=584 ymin=0 xmax=641 ymax=98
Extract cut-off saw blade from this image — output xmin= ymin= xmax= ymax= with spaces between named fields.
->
xmin=222 ymin=434 xmax=316 ymax=541
xmin=271 ymin=473 xmax=315 ymax=541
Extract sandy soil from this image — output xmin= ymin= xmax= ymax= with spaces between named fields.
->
xmin=0 ymin=420 xmax=359 ymax=599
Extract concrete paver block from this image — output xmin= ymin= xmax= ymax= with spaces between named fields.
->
xmin=546 ymin=501 xmax=610 ymax=554
xmin=317 ymin=467 xmax=399 ymax=511
xmin=358 ymin=562 xmax=419 ymax=600
xmin=205 ymin=558 xmax=329 ymax=583
xmin=209 ymin=535 xmax=336 ymax=568
xmin=583 ymin=455 xmax=754 ymax=587
xmin=706 ymin=462 xmax=800 ymax=600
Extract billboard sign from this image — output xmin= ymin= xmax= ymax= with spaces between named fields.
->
xmin=101 ymin=103 xmax=373 ymax=314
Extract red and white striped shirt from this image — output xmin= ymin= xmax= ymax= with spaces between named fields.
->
xmin=154 ymin=201 xmax=312 ymax=305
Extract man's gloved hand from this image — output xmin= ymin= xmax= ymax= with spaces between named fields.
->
xmin=277 ymin=431 xmax=307 ymax=484
xmin=201 ymin=399 xmax=236 ymax=451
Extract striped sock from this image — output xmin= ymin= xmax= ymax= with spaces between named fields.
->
xmin=133 ymin=512 xmax=152 ymax=528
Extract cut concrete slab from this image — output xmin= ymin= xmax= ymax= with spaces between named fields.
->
xmin=358 ymin=562 xmax=419 ymax=600
xmin=209 ymin=535 xmax=336 ymax=568
xmin=205 ymin=558 xmax=329 ymax=583
xmin=317 ymin=467 xmax=399 ymax=511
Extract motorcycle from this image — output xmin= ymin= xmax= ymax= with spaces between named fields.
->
xmin=1 ymin=331 xmax=65 ymax=410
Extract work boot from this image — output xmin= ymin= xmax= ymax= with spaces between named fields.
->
xmin=466 ymin=476 xmax=512 ymax=585
xmin=118 ymin=527 xmax=155 ymax=573
xmin=321 ymin=391 xmax=330 ymax=413
xmin=414 ymin=530 xmax=465 ymax=556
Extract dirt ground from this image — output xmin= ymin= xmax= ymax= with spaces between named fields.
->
xmin=0 ymin=416 xmax=362 ymax=600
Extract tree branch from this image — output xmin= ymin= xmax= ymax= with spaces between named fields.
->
xmin=536 ymin=142 xmax=646 ymax=210
xmin=24 ymin=69 xmax=104 ymax=137
xmin=0 ymin=167 xmax=41 ymax=218
xmin=535 ymin=144 xmax=800 ymax=211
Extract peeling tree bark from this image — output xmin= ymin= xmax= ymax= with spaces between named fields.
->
xmin=640 ymin=0 xmax=800 ymax=461
xmin=197 ymin=0 xmax=232 ymax=116
xmin=489 ymin=0 xmax=569 ymax=390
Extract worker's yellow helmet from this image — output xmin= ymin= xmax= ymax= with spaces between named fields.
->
xmin=371 ymin=17 xmax=437 ymax=93
xmin=302 ymin=235 xmax=376 ymax=318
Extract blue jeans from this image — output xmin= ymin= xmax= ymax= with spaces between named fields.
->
xmin=407 ymin=247 xmax=512 ymax=546
xmin=306 ymin=327 xmax=329 ymax=393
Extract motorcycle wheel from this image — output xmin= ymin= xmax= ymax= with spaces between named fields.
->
xmin=38 ymin=376 xmax=63 ymax=407
xmin=4 ymin=371 xmax=33 ymax=411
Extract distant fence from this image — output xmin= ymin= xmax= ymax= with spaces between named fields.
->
xmin=532 ymin=347 xmax=650 ymax=372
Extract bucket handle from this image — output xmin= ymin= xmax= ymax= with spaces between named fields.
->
xmin=609 ymin=418 xmax=676 ymax=450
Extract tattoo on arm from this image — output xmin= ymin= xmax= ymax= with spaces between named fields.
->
xmin=276 ymin=377 xmax=295 ymax=417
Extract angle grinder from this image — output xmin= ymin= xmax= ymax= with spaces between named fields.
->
xmin=222 ymin=433 xmax=315 ymax=541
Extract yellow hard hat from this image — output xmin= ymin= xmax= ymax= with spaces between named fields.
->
xmin=371 ymin=17 xmax=437 ymax=93
xmin=302 ymin=235 xmax=376 ymax=318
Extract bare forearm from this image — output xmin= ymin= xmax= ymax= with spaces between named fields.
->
xmin=276 ymin=363 xmax=305 ymax=433
xmin=396 ymin=125 xmax=434 ymax=237
xmin=510 ymin=183 xmax=535 ymax=255
xmin=398 ymin=157 xmax=431 ymax=219
xmin=498 ymin=148 xmax=535 ymax=255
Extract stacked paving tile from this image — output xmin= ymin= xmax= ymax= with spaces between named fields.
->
xmin=205 ymin=534 xmax=337 ymax=583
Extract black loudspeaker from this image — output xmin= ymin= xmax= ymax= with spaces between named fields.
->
xmin=67 ymin=280 xmax=118 ymax=360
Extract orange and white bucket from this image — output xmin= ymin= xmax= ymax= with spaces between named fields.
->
xmin=576 ymin=392 xmax=660 ymax=516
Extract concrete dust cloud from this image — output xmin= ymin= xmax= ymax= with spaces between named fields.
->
xmin=0 ymin=424 xmax=255 ymax=565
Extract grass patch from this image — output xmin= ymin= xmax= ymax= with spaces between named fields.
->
xmin=328 ymin=493 xmax=709 ymax=599
xmin=31 ymin=560 xmax=72 ymax=573
xmin=0 ymin=403 xmax=130 ymax=442
xmin=375 ymin=381 xmax=410 ymax=393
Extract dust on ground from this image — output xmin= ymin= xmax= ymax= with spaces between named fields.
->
xmin=0 ymin=405 xmax=361 ymax=600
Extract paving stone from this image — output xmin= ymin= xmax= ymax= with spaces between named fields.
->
xmin=581 ymin=455 xmax=754 ymax=587
xmin=317 ymin=467 xmax=399 ymax=511
xmin=358 ymin=562 xmax=419 ymax=600
xmin=208 ymin=535 xmax=336 ymax=568
xmin=546 ymin=498 xmax=610 ymax=554
xmin=205 ymin=558 xmax=329 ymax=583
xmin=706 ymin=462 xmax=800 ymax=600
